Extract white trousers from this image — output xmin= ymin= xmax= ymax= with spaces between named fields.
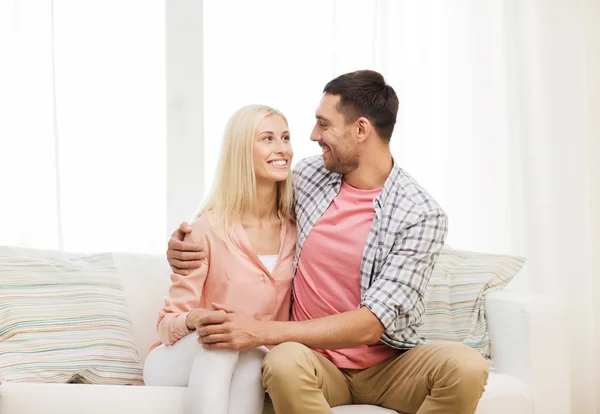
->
xmin=143 ymin=333 xmax=268 ymax=414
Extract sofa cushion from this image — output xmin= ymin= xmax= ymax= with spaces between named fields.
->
xmin=473 ymin=373 xmax=533 ymax=413
xmin=0 ymin=382 xmax=185 ymax=414
xmin=112 ymin=252 xmax=171 ymax=362
xmin=0 ymin=372 xmax=531 ymax=414
xmin=0 ymin=247 xmax=143 ymax=385
xmin=418 ymin=248 xmax=525 ymax=358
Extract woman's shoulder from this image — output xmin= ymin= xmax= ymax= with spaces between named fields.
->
xmin=190 ymin=211 xmax=239 ymax=242
xmin=187 ymin=212 xmax=218 ymax=240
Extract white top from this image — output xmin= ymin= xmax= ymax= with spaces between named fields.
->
xmin=258 ymin=255 xmax=278 ymax=272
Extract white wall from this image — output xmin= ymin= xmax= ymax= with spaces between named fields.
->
xmin=166 ymin=0 xmax=204 ymax=234
xmin=586 ymin=0 xmax=600 ymax=406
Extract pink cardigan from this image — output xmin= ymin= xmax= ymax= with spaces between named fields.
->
xmin=152 ymin=211 xmax=296 ymax=349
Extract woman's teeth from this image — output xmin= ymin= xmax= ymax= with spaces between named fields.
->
xmin=269 ymin=160 xmax=287 ymax=168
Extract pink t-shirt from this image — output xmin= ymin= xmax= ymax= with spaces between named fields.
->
xmin=292 ymin=181 xmax=399 ymax=369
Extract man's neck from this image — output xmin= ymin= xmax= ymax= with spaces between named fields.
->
xmin=343 ymin=147 xmax=393 ymax=190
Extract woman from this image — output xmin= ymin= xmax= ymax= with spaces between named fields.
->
xmin=143 ymin=105 xmax=296 ymax=414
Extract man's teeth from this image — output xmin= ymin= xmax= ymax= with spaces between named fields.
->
xmin=269 ymin=160 xmax=287 ymax=166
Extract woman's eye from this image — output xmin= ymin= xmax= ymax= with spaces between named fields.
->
xmin=263 ymin=136 xmax=273 ymax=142
xmin=282 ymin=135 xmax=291 ymax=141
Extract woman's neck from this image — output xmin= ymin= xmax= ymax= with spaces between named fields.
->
xmin=242 ymin=182 xmax=279 ymax=225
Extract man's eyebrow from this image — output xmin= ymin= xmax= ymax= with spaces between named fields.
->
xmin=316 ymin=114 xmax=330 ymax=122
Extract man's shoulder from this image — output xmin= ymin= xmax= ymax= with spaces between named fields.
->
xmin=293 ymin=155 xmax=337 ymax=189
xmin=387 ymin=167 xmax=447 ymax=219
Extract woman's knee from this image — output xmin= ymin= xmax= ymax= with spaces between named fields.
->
xmin=237 ymin=347 xmax=268 ymax=372
xmin=143 ymin=345 xmax=186 ymax=386
xmin=142 ymin=334 xmax=200 ymax=386
xmin=229 ymin=348 xmax=268 ymax=391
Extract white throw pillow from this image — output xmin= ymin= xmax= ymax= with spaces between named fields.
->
xmin=0 ymin=247 xmax=143 ymax=385
xmin=418 ymin=247 xmax=525 ymax=358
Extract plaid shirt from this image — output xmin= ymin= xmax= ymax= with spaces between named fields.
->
xmin=293 ymin=156 xmax=448 ymax=349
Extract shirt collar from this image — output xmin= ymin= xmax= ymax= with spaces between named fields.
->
xmin=377 ymin=158 xmax=403 ymax=207
xmin=326 ymin=158 xmax=403 ymax=207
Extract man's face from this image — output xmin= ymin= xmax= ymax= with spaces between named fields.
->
xmin=310 ymin=94 xmax=359 ymax=174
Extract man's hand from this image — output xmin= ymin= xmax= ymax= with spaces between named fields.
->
xmin=196 ymin=303 xmax=264 ymax=351
xmin=167 ymin=222 xmax=206 ymax=275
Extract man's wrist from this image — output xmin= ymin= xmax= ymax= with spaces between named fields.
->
xmin=257 ymin=320 xmax=286 ymax=346
xmin=252 ymin=320 xmax=267 ymax=346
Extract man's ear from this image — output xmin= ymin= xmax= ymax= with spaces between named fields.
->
xmin=356 ymin=117 xmax=372 ymax=144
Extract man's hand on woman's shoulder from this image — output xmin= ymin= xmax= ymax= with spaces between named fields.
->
xmin=166 ymin=221 xmax=206 ymax=275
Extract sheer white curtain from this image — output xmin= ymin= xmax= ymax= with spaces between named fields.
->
xmin=330 ymin=0 xmax=600 ymax=412
xmin=202 ymin=0 xmax=336 ymax=194
xmin=0 ymin=0 xmax=166 ymax=253
xmin=203 ymin=0 xmax=600 ymax=412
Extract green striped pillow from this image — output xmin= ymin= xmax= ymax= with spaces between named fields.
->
xmin=418 ymin=248 xmax=525 ymax=358
xmin=0 ymin=248 xmax=143 ymax=385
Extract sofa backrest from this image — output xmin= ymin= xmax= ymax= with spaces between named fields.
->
xmin=111 ymin=248 xmax=525 ymax=364
xmin=112 ymin=252 xmax=171 ymax=363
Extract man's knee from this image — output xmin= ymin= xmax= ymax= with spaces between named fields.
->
xmin=437 ymin=343 xmax=489 ymax=388
xmin=261 ymin=342 xmax=312 ymax=386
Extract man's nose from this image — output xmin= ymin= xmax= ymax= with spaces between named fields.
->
xmin=310 ymin=126 xmax=320 ymax=142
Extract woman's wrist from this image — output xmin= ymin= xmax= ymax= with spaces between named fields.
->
xmin=185 ymin=310 xmax=199 ymax=331
xmin=185 ymin=308 xmax=211 ymax=331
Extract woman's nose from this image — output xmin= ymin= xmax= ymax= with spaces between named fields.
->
xmin=274 ymin=139 xmax=286 ymax=153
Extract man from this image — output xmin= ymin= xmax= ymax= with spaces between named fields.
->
xmin=167 ymin=70 xmax=488 ymax=414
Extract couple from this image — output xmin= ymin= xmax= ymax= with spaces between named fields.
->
xmin=143 ymin=70 xmax=489 ymax=414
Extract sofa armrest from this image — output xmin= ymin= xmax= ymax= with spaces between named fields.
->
xmin=485 ymin=289 xmax=570 ymax=414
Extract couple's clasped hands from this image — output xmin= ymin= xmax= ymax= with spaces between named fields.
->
xmin=185 ymin=303 xmax=264 ymax=351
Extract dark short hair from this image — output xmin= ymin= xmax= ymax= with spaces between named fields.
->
xmin=323 ymin=70 xmax=399 ymax=143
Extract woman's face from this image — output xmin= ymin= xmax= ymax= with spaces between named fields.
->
xmin=252 ymin=115 xmax=293 ymax=185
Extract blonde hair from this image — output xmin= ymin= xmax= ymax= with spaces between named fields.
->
xmin=197 ymin=105 xmax=294 ymax=240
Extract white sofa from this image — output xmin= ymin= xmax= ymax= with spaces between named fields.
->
xmin=0 ymin=252 xmax=571 ymax=414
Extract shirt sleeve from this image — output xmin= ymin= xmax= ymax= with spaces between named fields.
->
xmin=156 ymin=218 xmax=210 ymax=346
xmin=361 ymin=208 xmax=448 ymax=336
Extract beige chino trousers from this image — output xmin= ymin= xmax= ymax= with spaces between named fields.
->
xmin=261 ymin=341 xmax=488 ymax=414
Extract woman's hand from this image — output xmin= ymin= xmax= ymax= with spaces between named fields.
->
xmin=185 ymin=308 xmax=224 ymax=331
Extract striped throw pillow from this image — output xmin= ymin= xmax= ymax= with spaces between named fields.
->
xmin=0 ymin=247 xmax=143 ymax=385
xmin=418 ymin=248 xmax=525 ymax=358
